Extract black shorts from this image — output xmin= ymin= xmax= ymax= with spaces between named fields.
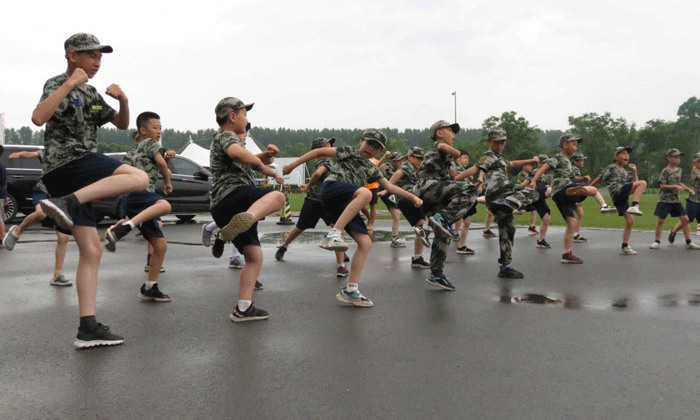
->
xmin=397 ymin=197 xmax=425 ymax=227
xmin=654 ymin=202 xmax=686 ymax=219
xmin=379 ymin=193 xmax=398 ymax=210
xmin=296 ymin=197 xmax=333 ymax=230
xmin=464 ymin=202 xmax=478 ymax=219
xmin=368 ymin=188 xmax=379 ymax=205
xmin=612 ymin=183 xmax=633 ymax=216
xmin=41 ymin=152 xmax=123 ymax=228
xmin=118 ymin=191 xmax=165 ymax=241
xmin=552 ymin=183 xmax=587 ymax=219
xmin=686 ymin=200 xmax=700 ymax=223
xmin=530 ymin=185 xmax=551 ymax=218
xmin=320 ymin=181 xmax=368 ymax=235
xmin=211 ymin=185 xmax=275 ymax=252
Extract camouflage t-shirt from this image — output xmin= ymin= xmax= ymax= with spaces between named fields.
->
xmin=380 ymin=162 xmax=397 ymax=179
xmin=477 ymin=150 xmax=510 ymax=194
xmin=307 ymin=158 xmax=332 ymax=201
xmin=210 ymin=130 xmax=257 ymax=207
xmin=396 ymin=161 xmax=418 ymax=192
xmin=571 ymin=166 xmax=582 ymax=179
xmin=40 ymin=73 xmax=117 ymax=174
xmin=689 ymin=168 xmax=700 ymax=203
xmin=658 ymin=167 xmax=682 ymax=203
xmin=548 ymin=153 xmax=575 ymax=195
xmin=526 ymin=168 xmax=552 ymax=187
xmin=324 ymin=146 xmax=383 ymax=187
xmin=35 ymin=149 xmax=48 ymax=194
xmin=598 ymin=164 xmax=631 ymax=198
xmin=417 ymin=142 xmax=451 ymax=182
xmin=515 ymin=171 xmax=529 ymax=184
xmin=122 ymin=138 xmax=165 ymax=192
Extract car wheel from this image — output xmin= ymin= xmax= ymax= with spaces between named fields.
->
xmin=176 ymin=215 xmax=196 ymax=222
xmin=3 ymin=193 xmax=18 ymax=222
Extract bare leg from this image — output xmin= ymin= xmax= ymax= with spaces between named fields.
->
xmin=655 ymin=218 xmax=665 ymax=241
xmin=333 ymin=188 xmax=372 ymax=232
xmin=53 ymin=231 xmax=69 ymax=278
xmin=460 ymin=216 xmax=471 ymax=247
xmin=239 ymin=244 xmax=263 ymax=301
xmin=247 ymin=191 xmax=286 ymax=221
xmin=530 ymin=211 xmax=537 ymax=227
xmin=346 ymin=231 xmax=372 ymax=286
xmin=623 ymin=213 xmax=634 ymax=244
xmin=73 ymin=165 xmax=148 ymax=204
xmin=680 ymin=215 xmax=691 ymax=240
xmin=484 ymin=211 xmax=493 ymax=232
xmin=282 ymin=226 xmax=304 ymax=248
xmin=539 ymin=213 xmax=550 ymax=241
xmin=71 ymin=226 xmax=102 ymax=317
xmin=575 ymin=205 xmax=584 ymax=234
xmin=389 ymin=207 xmax=401 ymax=237
xmin=125 ymin=200 xmax=171 ymax=227
xmin=147 ymin=237 xmax=167 ymax=282
xmin=564 ymin=216 xmax=577 ymax=250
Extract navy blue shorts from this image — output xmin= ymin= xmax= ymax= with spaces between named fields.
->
xmin=41 ymin=152 xmax=123 ymax=228
xmin=612 ymin=183 xmax=633 ymax=216
xmin=685 ymin=200 xmax=700 ymax=223
xmin=397 ymin=197 xmax=425 ymax=227
xmin=530 ymin=185 xmax=551 ymax=218
xmin=296 ymin=197 xmax=333 ymax=230
xmin=118 ymin=191 xmax=165 ymax=241
xmin=379 ymin=193 xmax=398 ymax=209
xmin=552 ymin=183 xmax=587 ymax=219
xmin=464 ymin=202 xmax=478 ymax=219
xmin=368 ymin=188 xmax=379 ymax=205
xmin=654 ymin=202 xmax=686 ymax=219
xmin=211 ymin=185 xmax=274 ymax=253
xmin=320 ymin=181 xmax=368 ymax=235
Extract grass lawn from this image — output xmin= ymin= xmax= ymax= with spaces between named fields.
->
xmin=286 ymin=192 xmax=699 ymax=231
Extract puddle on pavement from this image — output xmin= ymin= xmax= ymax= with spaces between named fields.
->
xmin=259 ymin=230 xmax=412 ymax=244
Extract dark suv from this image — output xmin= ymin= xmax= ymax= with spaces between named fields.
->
xmin=0 ymin=145 xmax=44 ymax=221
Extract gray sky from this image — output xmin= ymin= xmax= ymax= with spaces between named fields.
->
xmin=2 ymin=0 xmax=698 ymax=134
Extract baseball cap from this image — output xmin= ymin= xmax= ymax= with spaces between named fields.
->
xmin=311 ymin=137 xmax=335 ymax=149
xmin=215 ymin=97 xmax=254 ymax=119
xmin=559 ymin=134 xmax=583 ymax=147
xmin=614 ymin=146 xmax=632 ymax=157
xmin=407 ymin=146 xmax=425 ymax=158
xmin=64 ymin=33 xmax=112 ymax=56
xmin=667 ymin=148 xmax=683 ymax=157
xmin=430 ymin=120 xmax=460 ymax=139
xmin=389 ymin=152 xmax=404 ymax=161
xmin=361 ymin=129 xmax=387 ymax=149
xmin=571 ymin=152 xmax=586 ymax=161
xmin=487 ymin=128 xmax=507 ymax=141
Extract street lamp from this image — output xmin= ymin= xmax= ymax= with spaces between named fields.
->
xmin=452 ymin=91 xmax=456 ymax=123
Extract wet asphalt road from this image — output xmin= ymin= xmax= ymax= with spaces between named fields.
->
xmin=1 ymin=217 xmax=700 ymax=419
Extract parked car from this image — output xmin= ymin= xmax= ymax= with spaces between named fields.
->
xmin=0 ymin=145 xmax=44 ymax=221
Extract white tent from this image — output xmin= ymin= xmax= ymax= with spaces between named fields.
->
xmin=179 ymin=134 xmax=264 ymax=169
xmin=268 ymin=157 xmax=307 ymax=186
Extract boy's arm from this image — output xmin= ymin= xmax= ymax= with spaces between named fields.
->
xmin=154 ymin=153 xmax=173 ymax=195
xmin=529 ymin=163 xmax=551 ymax=188
xmin=227 ymin=143 xmax=284 ymax=184
xmin=32 ymin=71 xmax=88 ymax=126
xmin=8 ymin=151 xmax=40 ymax=160
xmin=388 ymin=170 xmax=404 ymax=185
xmin=105 ymin=84 xmax=129 ymax=129
xmin=454 ymin=165 xmax=479 ymax=181
xmin=283 ymin=148 xmax=337 ymax=175
xmin=376 ymin=151 xmax=391 ymax=166
xmin=257 ymin=144 xmax=280 ymax=165
xmin=164 ymin=150 xmax=176 ymax=163
xmin=437 ymin=143 xmax=460 ymax=157
xmin=377 ymin=177 xmax=422 ymax=207
xmin=628 ymin=164 xmax=638 ymax=182
xmin=508 ymin=157 xmax=539 ymax=168
xmin=590 ymin=176 xmax=602 ymax=187
xmin=300 ymin=165 xmax=330 ymax=192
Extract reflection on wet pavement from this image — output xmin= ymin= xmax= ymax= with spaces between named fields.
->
xmin=259 ymin=230 xmax=413 ymax=244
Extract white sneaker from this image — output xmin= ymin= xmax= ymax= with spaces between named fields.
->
xmin=686 ymin=242 xmax=700 ymax=250
xmin=319 ymin=228 xmax=348 ymax=252
xmin=649 ymin=242 xmax=661 ymax=249
xmin=201 ymin=224 xmax=213 ymax=247
xmin=390 ymin=237 xmax=406 ymax=248
xmin=626 ymin=205 xmax=642 ymax=215
xmin=600 ymin=206 xmax=617 ymax=214
xmin=620 ymin=246 xmax=637 ymax=255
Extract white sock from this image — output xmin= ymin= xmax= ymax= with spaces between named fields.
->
xmin=346 ymin=283 xmax=359 ymax=293
xmin=144 ymin=281 xmax=156 ymax=290
xmin=414 ymin=254 xmax=422 ymax=259
xmin=124 ymin=221 xmax=135 ymax=229
xmin=205 ymin=221 xmax=217 ymax=232
xmin=338 ymin=263 xmax=345 ymax=268
xmin=238 ymin=300 xmax=252 ymax=312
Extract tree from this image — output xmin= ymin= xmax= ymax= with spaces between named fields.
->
xmin=567 ymin=112 xmax=635 ymax=178
xmin=481 ymin=111 xmax=544 ymax=160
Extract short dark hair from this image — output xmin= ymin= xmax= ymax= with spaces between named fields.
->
xmin=459 ymin=149 xmax=469 ymax=157
xmin=216 ymin=108 xmax=243 ymax=127
xmin=136 ymin=111 xmax=160 ymax=130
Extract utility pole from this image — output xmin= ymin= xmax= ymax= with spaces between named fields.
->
xmin=451 ymin=92 xmax=456 ymax=123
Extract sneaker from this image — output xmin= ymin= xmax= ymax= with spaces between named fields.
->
xmin=40 ymin=197 xmax=74 ymax=231
xmin=275 ymin=245 xmax=287 ymax=261
xmin=528 ymin=226 xmax=539 ymax=235
xmin=498 ymin=266 xmax=524 ymax=279
xmin=483 ymin=230 xmax=496 ymax=239
xmin=390 ymin=237 xmax=406 ymax=248
xmin=411 ymin=256 xmax=431 ymax=268
xmin=429 ymin=213 xmax=458 ymax=239
xmin=536 ymin=239 xmax=551 ymax=248
xmin=3 ymin=226 xmax=19 ymax=251
xmin=229 ymin=256 xmax=244 ymax=269
xmin=220 ymin=212 xmax=256 ymax=241
xmin=74 ymin=323 xmax=124 ymax=349
xmin=490 ymin=197 xmax=516 ymax=213
xmin=201 ymin=224 xmax=213 ymax=247
xmin=255 ymin=281 xmax=264 ymax=290
xmin=104 ymin=223 xmax=133 ymax=252
xmin=319 ymin=228 xmax=348 ymax=252
xmin=336 ymin=266 xmax=349 ymax=277
xmin=230 ymin=303 xmax=270 ymax=322
xmin=561 ymin=251 xmax=584 ymax=264
xmin=600 ymin=206 xmax=617 ymax=214
xmin=139 ymin=283 xmax=171 ymax=302
xmin=50 ymin=274 xmax=73 ymax=287
xmin=626 ymin=205 xmax=643 ymax=216
xmin=212 ymin=230 xmax=225 ymax=258
xmin=414 ymin=225 xmax=431 ymax=247
xmin=686 ymin=242 xmax=700 ymax=250
xmin=620 ymin=246 xmax=637 ymax=255
xmin=335 ymin=287 xmax=374 ymax=307
xmin=668 ymin=230 xmax=676 ymax=244
xmin=456 ymin=246 xmax=475 ymax=255
xmin=649 ymin=241 xmax=661 ymax=249
xmin=565 ymin=186 xmax=588 ymax=196
xmin=426 ymin=272 xmax=456 ymax=291
xmin=144 ymin=264 xmax=166 ymax=273
xmin=573 ymin=235 xmax=588 ymax=243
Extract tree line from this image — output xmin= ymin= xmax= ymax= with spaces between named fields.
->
xmin=5 ymin=96 xmax=700 ymax=185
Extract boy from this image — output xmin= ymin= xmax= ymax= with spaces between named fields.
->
xmin=590 ymin=146 xmax=646 ymax=255
xmin=103 ymin=112 xmax=174 ymax=301
xmin=648 ymin=148 xmax=699 ymax=249
xmin=283 ymin=129 xmax=423 ymax=306
xmin=529 ymin=134 xmax=615 ymax=264
xmin=378 ymin=152 xmax=406 ymax=248
xmin=570 ymin=152 xmax=592 ymax=242
xmin=414 ymin=120 xmax=479 ymax=290
xmin=516 ymin=161 xmax=539 ymax=236
xmin=274 ymin=137 xmax=347 ymax=276
xmin=360 ymin=150 xmax=389 ymax=233
xmin=668 ymin=152 xmax=700 ymax=244
xmin=523 ymin=154 xmax=554 ymax=249
xmin=465 ymin=128 xmax=539 ymax=278
xmin=451 ymin=150 xmax=484 ymax=255
xmin=210 ymin=97 xmax=286 ymax=321
xmin=33 ymin=33 xmax=150 ymax=348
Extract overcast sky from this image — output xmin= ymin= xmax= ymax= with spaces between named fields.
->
xmin=2 ymin=0 xmax=698 ymax=135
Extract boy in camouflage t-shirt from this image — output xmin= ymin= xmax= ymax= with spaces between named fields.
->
xmin=649 ymin=148 xmax=699 ymax=249
xmin=523 ymin=155 xmax=554 ymax=249
xmin=669 ymin=152 xmax=700 ymax=243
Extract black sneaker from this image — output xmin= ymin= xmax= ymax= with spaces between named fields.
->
xmin=230 ymin=303 xmax=270 ymax=322
xmin=536 ymin=239 xmax=551 ymax=248
xmin=40 ymin=197 xmax=75 ymax=231
xmin=498 ymin=266 xmax=524 ymax=279
xmin=255 ymin=281 xmax=264 ymax=290
xmin=456 ymin=246 xmax=475 ymax=254
xmin=411 ymin=256 xmax=430 ymax=269
xmin=74 ymin=323 xmax=124 ymax=349
xmin=483 ymin=230 xmax=496 ymax=239
xmin=275 ymin=245 xmax=287 ymax=261
xmin=429 ymin=213 xmax=458 ymax=239
xmin=426 ymin=272 xmax=456 ymax=291
xmin=668 ymin=230 xmax=676 ymax=244
xmin=105 ymin=223 xmax=133 ymax=252
xmin=414 ymin=225 xmax=431 ymax=247
xmin=343 ymin=253 xmax=350 ymax=262
xmin=212 ymin=232 xmax=225 ymax=258
xmin=139 ymin=283 xmax=171 ymax=302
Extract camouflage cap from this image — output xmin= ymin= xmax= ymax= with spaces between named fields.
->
xmin=429 ymin=120 xmax=460 ymax=139
xmin=693 ymin=152 xmax=700 ymax=162
xmin=64 ymin=33 xmax=113 ymax=56
xmin=311 ymin=137 xmax=335 ymax=150
xmin=407 ymin=146 xmax=425 ymax=158
xmin=667 ymin=148 xmax=683 ymax=157
xmin=487 ymin=128 xmax=507 ymax=142
xmin=571 ymin=152 xmax=586 ymax=161
xmin=614 ymin=146 xmax=633 ymax=157
xmin=215 ymin=97 xmax=254 ymax=119
xmin=361 ymin=129 xmax=387 ymax=149
xmin=389 ymin=152 xmax=404 ymax=161
xmin=559 ymin=133 xmax=583 ymax=147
